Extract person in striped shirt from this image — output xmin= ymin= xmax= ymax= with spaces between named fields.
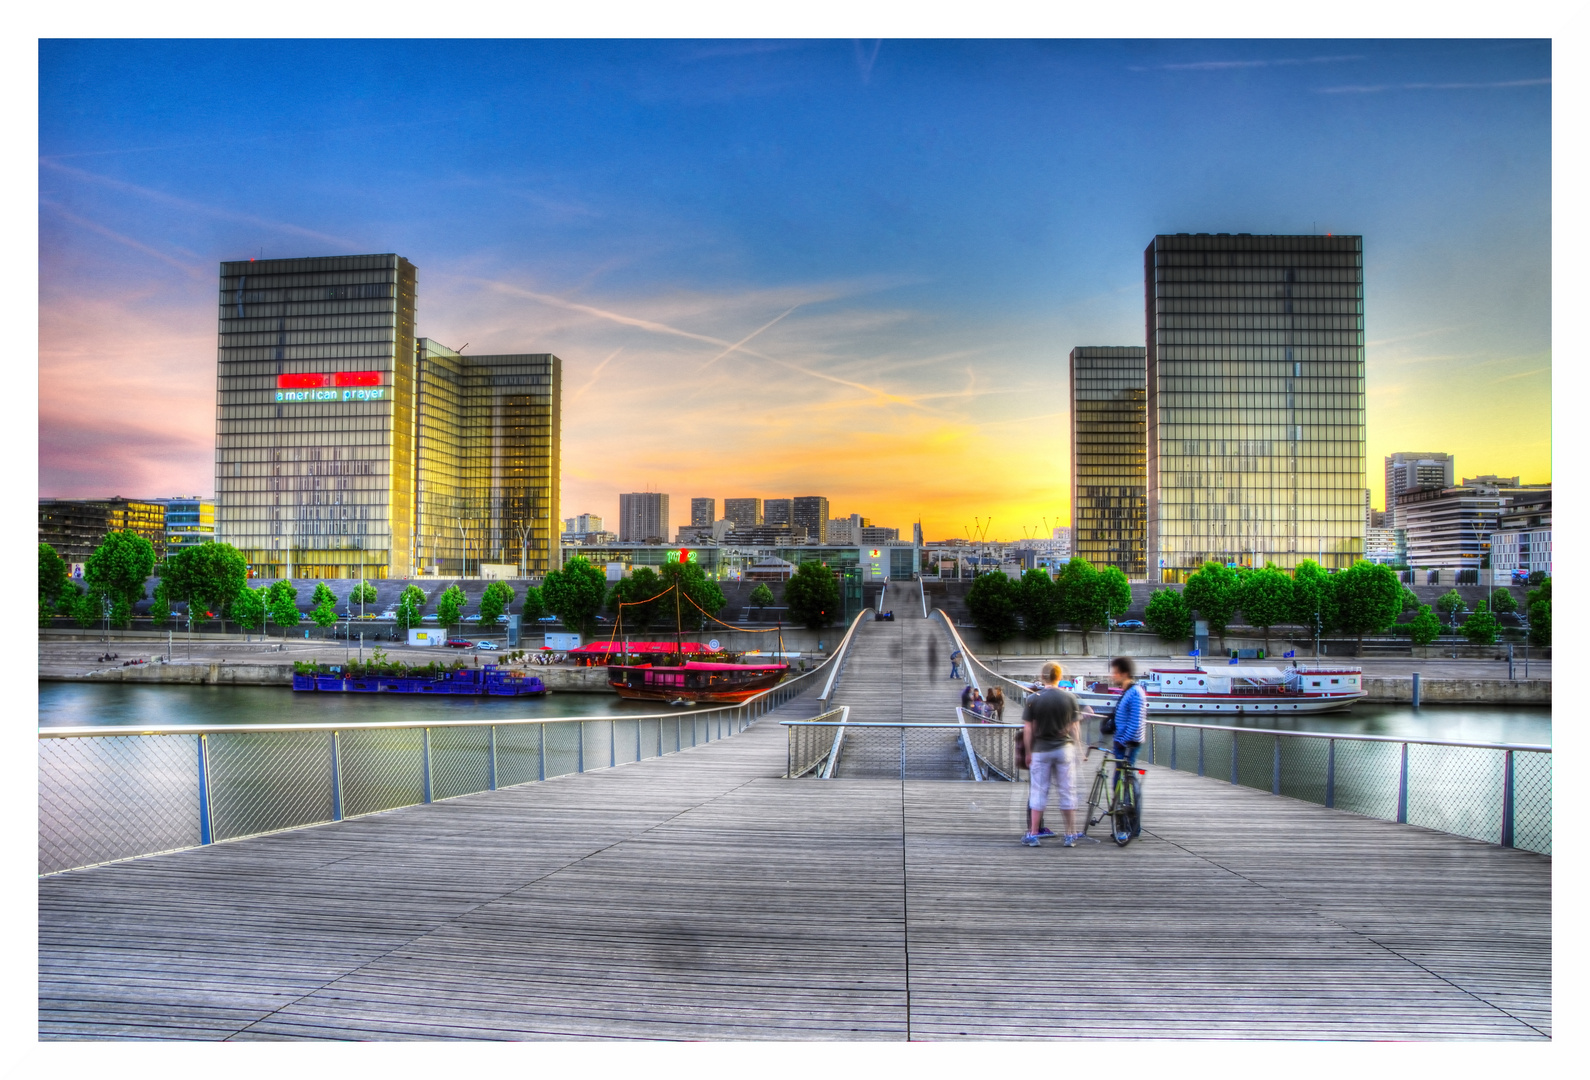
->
xmin=1110 ymin=656 xmax=1147 ymax=768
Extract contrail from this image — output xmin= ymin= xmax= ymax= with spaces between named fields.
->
xmin=42 ymin=199 xmax=204 ymax=276
xmin=568 ymin=347 xmax=623 ymax=404
xmin=700 ymin=306 xmax=797 ymax=370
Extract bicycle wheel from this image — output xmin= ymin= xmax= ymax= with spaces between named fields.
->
xmin=1084 ymin=765 xmax=1110 ymax=833
xmin=1112 ymin=772 xmax=1137 ymax=847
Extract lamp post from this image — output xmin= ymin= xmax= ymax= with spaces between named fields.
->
xmin=456 ymin=519 xmax=468 ymax=580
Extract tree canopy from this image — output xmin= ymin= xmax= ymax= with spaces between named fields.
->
xmin=1333 ymin=560 xmax=1404 ymax=649
xmin=1144 ymin=587 xmax=1193 ymax=644
xmin=749 ymin=583 xmax=776 ymax=608
xmin=965 ymin=570 xmax=1020 ymax=642
xmin=232 ymin=586 xmax=267 ymax=633
xmin=86 ymin=531 xmax=156 ymax=629
xmin=1182 ymin=561 xmax=1239 ymax=644
xmin=159 ymin=542 xmax=248 ymax=630
xmin=1489 ymin=588 xmax=1518 ymax=615
xmin=310 ymin=584 xmax=338 ymax=636
xmin=1238 ymin=565 xmax=1294 ymax=652
xmin=783 ymin=561 xmax=842 ymax=630
xmin=349 ymin=582 xmax=379 ymax=607
xmin=660 ymin=560 xmax=727 ymax=631
xmin=1461 ymin=601 xmax=1499 ymax=646
xmin=1016 ymin=568 xmax=1062 ymax=640
xmin=436 ymin=585 xmax=467 ymax=631
xmin=1435 ymin=589 xmax=1467 ymax=621
xmin=1409 ymin=604 xmax=1441 ymax=647
xmin=39 ymin=543 xmax=70 ymax=627
xmin=394 ymin=584 xmax=427 ymax=634
xmin=266 ymin=580 xmax=301 ymax=637
xmin=478 ymin=581 xmax=516 ymax=626
xmin=1290 ymin=559 xmax=1336 ymax=639
xmin=542 ymin=556 xmax=610 ymax=636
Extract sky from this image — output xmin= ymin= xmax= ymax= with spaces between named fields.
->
xmin=38 ymin=38 xmax=1551 ymax=542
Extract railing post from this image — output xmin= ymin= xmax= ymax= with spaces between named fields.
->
xmin=489 ymin=726 xmax=497 ymax=791
xmin=197 ymin=734 xmax=213 ymax=845
xmin=331 ymin=731 xmax=344 ymax=821
xmin=1396 ymin=742 xmax=1409 ymax=823
xmin=577 ymin=721 xmax=585 ymax=773
xmin=610 ymin=721 xmax=616 ymax=768
xmin=1198 ymin=728 xmax=1205 ymax=777
xmin=538 ymin=723 xmax=546 ymax=781
xmin=1170 ymin=726 xmax=1177 ymax=771
xmin=422 ymin=728 xmax=433 ymax=804
xmin=1231 ymin=733 xmax=1239 ymax=785
xmin=1272 ymin=735 xmax=1281 ymax=795
xmin=1325 ymin=739 xmax=1336 ymax=808
xmin=637 ymin=720 xmax=643 ymax=761
xmin=1501 ymin=749 xmax=1515 ymax=848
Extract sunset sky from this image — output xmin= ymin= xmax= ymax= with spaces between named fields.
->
xmin=38 ymin=39 xmax=1551 ymax=541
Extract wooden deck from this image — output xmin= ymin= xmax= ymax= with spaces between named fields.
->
xmin=39 ymin=588 xmax=1550 ymax=1040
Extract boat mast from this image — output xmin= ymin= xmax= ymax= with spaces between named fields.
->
xmin=674 ymin=583 xmax=686 ymax=665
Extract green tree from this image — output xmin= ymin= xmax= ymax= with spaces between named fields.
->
xmin=1526 ymin=570 xmax=1548 ymax=588
xmin=1527 ymin=600 xmax=1550 ymax=647
xmin=1490 ymin=588 xmax=1518 ymax=615
xmin=67 ymin=587 xmax=98 ymax=629
xmin=1409 ymin=604 xmax=1441 ymax=647
xmin=1050 ymin=559 xmax=1102 ymax=652
xmin=1145 ymin=587 xmax=1193 ymax=644
xmin=520 ymin=584 xmax=546 ymax=623
xmin=749 ymin=583 xmax=776 ymax=608
xmin=394 ymin=584 xmax=427 ymax=635
xmin=783 ymin=560 xmax=842 ymax=630
xmin=150 ymin=582 xmax=173 ymax=627
xmin=436 ymin=585 xmax=467 ymax=632
xmin=1461 ymin=600 xmax=1499 ymax=646
xmin=232 ymin=586 xmax=267 ymax=635
xmin=1291 ymin=560 xmax=1336 ymax=646
xmin=160 ymin=542 xmax=248 ymax=632
xmin=965 ymin=570 xmax=1020 ymax=642
xmin=267 ymin=580 xmax=302 ymax=639
xmin=1016 ymin=569 xmax=1062 ymax=640
xmin=1435 ymin=589 xmax=1467 ymax=626
xmin=1182 ymin=561 xmax=1239 ymax=649
xmin=85 ymin=531 xmax=156 ymax=629
xmin=660 ymin=560 xmax=727 ymax=631
xmin=1098 ymin=565 xmax=1132 ymax=626
xmin=349 ymin=581 xmax=379 ymax=607
xmin=1239 ymin=565 xmax=1294 ymax=654
xmin=542 ymin=556 xmax=610 ymax=636
xmin=39 ymin=542 xmax=70 ymax=613
xmin=478 ymin=581 xmax=515 ymax=626
xmin=1400 ymin=585 xmax=1421 ymax=613
xmin=1333 ymin=560 xmax=1404 ymax=652
xmin=310 ymin=582 xmax=338 ymax=638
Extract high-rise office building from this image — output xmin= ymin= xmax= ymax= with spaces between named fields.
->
xmin=690 ymin=498 xmax=716 ymax=527
xmin=563 ymin=513 xmax=603 ymax=535
xmin=764 ymin=498 xmax=793 ymax=527
xmin=413 ymin=340 xmax=561 ymax=577
xmin=724 ymin=498 xmax=763 ymax=529
xmin=1145 ymin=233 xmax=1366 ymax=581
xmin=38 ymin=497 xmax=167 ymax=564
xmin=1069 ymin=346 xmax=1148 ymax=578
xmin=214 ymin=254 xmax=419 ymax=578
xmin=792 ymin=496 xmax=830 ymax=543
xmin=163 ymin=497 xmax=216 ymax=552
xmin=618 ymin=492 xmax=670 ymax=543
xmin=826 ymin=519 xmax=856 ymax=545
xmin=213 ymin=254 xmax=560 ymax=579
xmin=1384 ymin=452 xmax=1454 ymax=528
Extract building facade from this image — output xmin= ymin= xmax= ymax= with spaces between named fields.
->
xmin=618 ymin=492 xmax=670 ymax=543
xmin=826 ymin=518 xmax=856 ymax=545
xmin=563 ymin=513 xmax=603 ymax=535
xmin=1145 ymin=233 xmax=1366 ymax=581
xmin=1397 ymin=480 xmax=1540 ymax=571
xmin=412 ymin=340 xmax=561 ymax=577
xmin=1383 ymin=452 xmax=1454 ymax=529
xmin=792 ymin=496 xmax=830 ymax=543
xmin=163 ymin=498 xmax=216 ymax=552
xmin=39 ymin=498 xmax=167 ymax=564
xmin=1069 ymin=346 xmax=1148 ymax=578
xmin=690 ymin=498 xmax=716 ymax=527
xmin=1490 ymin=489 xmax=1551 ymax=578
xmin=723 ymin=498 xmax=763 ymax=528
xmin=764 ymin=498 xmax=793 ymax=527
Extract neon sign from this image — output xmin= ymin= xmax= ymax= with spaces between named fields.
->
xmin=275 ymin=388 xmax=386 ymax=403
xmin=276 ymin=371 xmax=383 ymax=389
xmin=666 ymin=549 xmax=699 ymax=564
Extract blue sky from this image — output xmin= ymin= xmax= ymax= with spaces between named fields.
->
xmin=38 ymin=38 xmax=1551 ymax=537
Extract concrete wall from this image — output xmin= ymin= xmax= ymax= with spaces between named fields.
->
xmin=41 ymin=661 xmax=295 ymax=686
xmin=1362 ymin=677 xmax=1551 ymax=705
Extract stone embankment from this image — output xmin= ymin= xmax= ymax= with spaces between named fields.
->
xmin=39 ymin=660 xmax=618 ymax=692
xmin=1361 ymin=677 xmax=1550 ymax=706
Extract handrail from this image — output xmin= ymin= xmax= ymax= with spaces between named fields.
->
xmin=932 ymin=606 xmax=1036 ymax=704
xmin=40 ymin=624 xmax=851 ymax=741
xmin=783 ymin=706 xmax=848 ymax=778
xmin=1139 ymin=718 xmax=1550 ymax=754
xmin=817 ymin=607 xmax=871 ymax=705
xmin=955 ymin=706 xmax=984 ymax=782
xmin=919 ymin=576 xmax=928 ymax=619
xmin=781 ymin=721 xmax=1021 ymax=729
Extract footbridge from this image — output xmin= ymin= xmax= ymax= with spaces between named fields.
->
xmin=38 ymin=581 xmax=1550 ymax=1040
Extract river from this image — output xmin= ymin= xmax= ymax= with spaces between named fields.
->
xmin=38 ymin=682 xmax=1550 ymax=745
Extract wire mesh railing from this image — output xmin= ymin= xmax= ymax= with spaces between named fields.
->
xmin=1132 ymin=718 xmax=1551 ymax=855
xmin=783 ymin=714 xmax=1022 ymax=782
xmin=38 ymin=627 xmax=847 ymax=877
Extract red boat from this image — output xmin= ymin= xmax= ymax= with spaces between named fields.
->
xmin=607 ymin=660 xmax=789 ymax=704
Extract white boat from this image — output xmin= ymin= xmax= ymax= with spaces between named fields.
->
xmin=1071 ymin=665 xmax=1367 ymax=716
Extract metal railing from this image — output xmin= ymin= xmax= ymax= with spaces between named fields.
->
xmin=1097 ymin=717 xmax=1551 ymax=855
xmin=784 ymin=707 xmax=849 ymax=778
xmin=782 ymin=717 xmax=1021 ymax=781
xmin=932 ymin=607 xmax=1038 ymax=709
xmin=817 ymin=608 xmax=870 ymax=707
xmin=39 ymin=636 xmax=841 ymax=878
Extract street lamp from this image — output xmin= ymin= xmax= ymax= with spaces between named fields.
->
xmin=456 ymin=519 xmax=468 ymax=579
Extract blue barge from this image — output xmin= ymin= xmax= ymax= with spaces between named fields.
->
xmin=291 ymin=665 xmax=548 ymax=697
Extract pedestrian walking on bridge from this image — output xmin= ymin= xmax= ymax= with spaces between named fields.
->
xmin=949 ymin=647 xmax=963 ymax=680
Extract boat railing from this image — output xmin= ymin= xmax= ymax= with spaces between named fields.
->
xmin=37 ymin=621 xmax=853 ymax=878
xmin=1091 ymin=715 xmax=1551 ymax=855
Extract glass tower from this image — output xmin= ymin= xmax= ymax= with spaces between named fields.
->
xmin=214 ymin=254 xmax=418 ymax=579
xmin=1144 ymin=234 xmax=1366 ymax=582
xmin=414 ymin=340 xmax=561 ymax=577
xmin=1069 ymin=346 xmax=1147 ymax=579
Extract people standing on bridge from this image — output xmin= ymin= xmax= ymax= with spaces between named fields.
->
xmin=985 ymin=686 xmax=1005 ymax=723
xmin=1022 ymin=662 xmax=1082 ymax=847
xmin=961 ymin=683 xmax=975 ymax=711
xmin=1110 ymin=657 xmax=1146 ymax=770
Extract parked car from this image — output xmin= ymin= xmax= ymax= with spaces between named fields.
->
xmin=476 ymin=641 xmax=499 ymax=650
xmin=445 ymin=639 xmax=474 ymax=648
xmin=1116 ymin=619 xmax=1145 ymax=629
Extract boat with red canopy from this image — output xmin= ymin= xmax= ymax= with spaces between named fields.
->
xmin=601 ymin=581 xmax=790 ymax=704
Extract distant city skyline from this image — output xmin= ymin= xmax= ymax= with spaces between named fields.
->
xmin=39 ymin=39 xmax=1550 ymax=541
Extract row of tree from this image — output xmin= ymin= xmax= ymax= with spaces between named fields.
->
xmin=963 ymin=559 xmax=1131 ymax=649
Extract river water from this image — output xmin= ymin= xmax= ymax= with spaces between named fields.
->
xmin=38 ymin=682 xmax=1550 ymax=745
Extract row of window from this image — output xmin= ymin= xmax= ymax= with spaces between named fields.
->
xmin=1155 ymin=268 xmax=1361 ymax=285
xmin=1157 ymin=315 xmax=1362 ymax=331
xmin=217 ymin=300 xmax=408 ymax=320
xmin=1155 ymin=332 xmax=1363 ymax=348
xmin=219 ymin=344 xmax=400 ymax=362
xmin=219 ymin=329 xmax=397 ymax=348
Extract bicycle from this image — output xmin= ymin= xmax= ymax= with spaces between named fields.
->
xmin=1083 ymin=743 xmax=1144 ymax=846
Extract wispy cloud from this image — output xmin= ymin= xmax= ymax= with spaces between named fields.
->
xmin=700 ymin=306 xmax=798 ymax=370
xmin=1140 ymin=55 xmax=1363 ymax=72
xmin=41 ymin=199 xmax=205 ymax=278
xmin=854 ymin=39 xmax=883 ymax=84
xmin=1495 ymin=365 xmax=1550 ymax=383
xmin=40 ymin=159 xmax=357 ymax=247
xmin=567 ymin=348 xmax=624 ymax=405
xmin=1318 ymin=78 xmax=1551 ymax=94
